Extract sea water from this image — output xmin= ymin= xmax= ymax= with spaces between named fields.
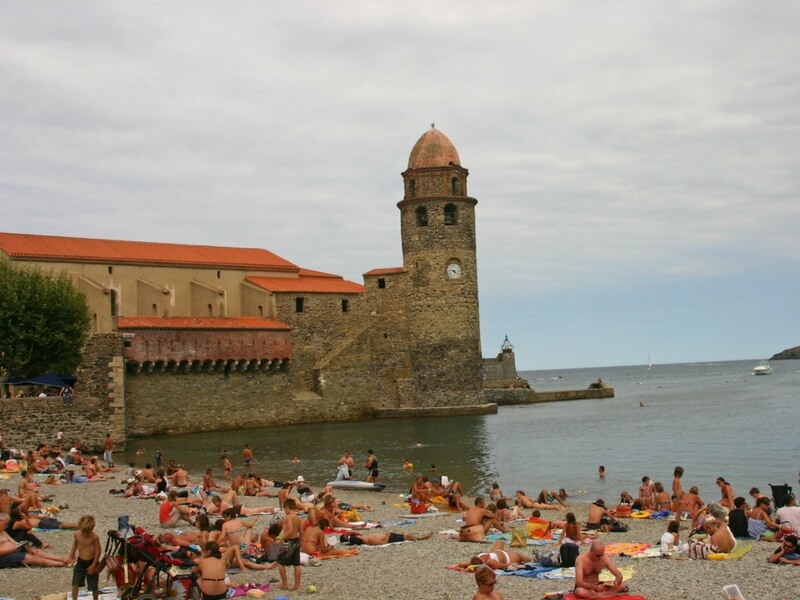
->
xmin=121 ymin=359 xmax=799 ymax=503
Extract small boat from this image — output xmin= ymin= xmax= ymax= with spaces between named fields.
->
xmin=326 ymin=480 xmax=386 ymax=492
xmin=753 ymin=361 xmax=773 ymax=375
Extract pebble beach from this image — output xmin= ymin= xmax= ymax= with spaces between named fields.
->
xmin=2 ymin=470 xmax=798 ymax=600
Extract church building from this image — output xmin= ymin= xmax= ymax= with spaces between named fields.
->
xmin=0 ymin=127 xmax=493 ymax=438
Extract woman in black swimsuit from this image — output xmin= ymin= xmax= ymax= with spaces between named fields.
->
xmin=193 ymin=542 xmax=228 ymax=600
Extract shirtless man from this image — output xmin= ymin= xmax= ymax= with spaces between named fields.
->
xmin=202 ymin=468 xmax=229 ymax=494
xmin=574 ymin=540 xmax=626 ymax=598
xmin=411 ymin=476 xmax=431 ymax=502
xmin=688 ymin=518 xmax=735 ymax=558
xmin=337 ymin=450 xmax=354 ymax=481
xmin=458 ymin=540 xmax=531 ymax=569
xmin=242 ymin=444 xmax=255 ymax=467
xmin=140 ymin=463 xmax=157 ymax=484
xmin=0 ymin=488 xmax=38 ymax=516
xmin=432 ymin=477 xmax=468 ymax=510
xmin=276 ymin=499 xmax=302 ymax=591
xmin=459 ymin=496 xmax=507 ymax=542
xmin=586 ymin=499 xmax=620 ymax=532
xmin=340 ymin=529 xmax=433 ymax=546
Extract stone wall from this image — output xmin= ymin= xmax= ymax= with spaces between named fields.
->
xmin=124 ymin=367 xmax=373 ymax=436
xmin=0 ymin=333 xmax=123 ymax=451
xmin=0 ymin=396 xmax=113 ymax=451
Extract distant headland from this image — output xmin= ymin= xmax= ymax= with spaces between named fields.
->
xmin=771 ymin=345 xmax=800 ymax=360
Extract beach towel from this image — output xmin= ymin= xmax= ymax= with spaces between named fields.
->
xmin=229 ymin=583 xmax=272 ymax=597
xmin=539 ymin=565 xmax=635 ymax=582
xmin=554 ymin=593 xmax=648 ymax=600
xmin=485 ymin=532 xmax=556 ymax=546
xmin=604 ymin=542 xmax=654 ymax=556
xmin=707 ymin=544 xmax=752 ymax=560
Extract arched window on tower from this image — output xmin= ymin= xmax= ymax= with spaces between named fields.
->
xmin=444 ymin=203 xmax=458 ymax=225
xmin=451 ymin=177 xmax=461 ymax=196
xmin=415 ymin=206 xmax=428 ymax=226
xmin=408 ymin=179 xmax=416 ymax=198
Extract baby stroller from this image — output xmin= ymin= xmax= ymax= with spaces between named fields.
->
xmin=104 ymin=525 xmax=200 ymax=599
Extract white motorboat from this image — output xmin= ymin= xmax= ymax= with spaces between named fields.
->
xmin=753 ymin=361 xmax=773 ymax=375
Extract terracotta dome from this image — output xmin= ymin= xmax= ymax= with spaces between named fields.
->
xmin=407 ymin=126 xmax=461 ymax=169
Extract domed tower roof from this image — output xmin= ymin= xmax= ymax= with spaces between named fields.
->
xmin=407 ymin=125 xmax=461 ymax=169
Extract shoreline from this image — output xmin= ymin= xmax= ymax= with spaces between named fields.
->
xmin=1 ymin=469 xmax=797 ymax=600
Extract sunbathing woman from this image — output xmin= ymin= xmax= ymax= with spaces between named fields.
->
xmin=558 ymin=512 xmax=591 ymax=545
xmin=300 ymin=518 xmax=354 ymax=558
xmin=318 ymin=494 xmax=364 ymax=529
xmin=458 ymin=540 xmax=531 ymax=570
xmin=747 ymin=496 xmax=779 ymax=539
xmin=680 ymin=486 xmax=705 ymax=526
xmin=653 ymin=482 xmax=671 ymax=511
xmin=515 ymin=490 xmax=562 ymax=511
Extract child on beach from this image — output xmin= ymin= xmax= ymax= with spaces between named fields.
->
xmin=660 ymin=520 xmax=681 ymax=556
xmin=276 ymin=498 xmax=302 ymax=591
xmin=69 ymin=515 xmax=101 ymax=600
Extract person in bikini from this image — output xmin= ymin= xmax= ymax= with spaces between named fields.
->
xmin=716 ymin=477 xmax=735 ymax=510
xmin=653 ymin=482 xmax=671 ymax=511
xmin=459 ymin=496 xmax=507 ymax=541
xmin=193 ymin=542 xmax=229 ymax=600
xmin=514 ymin=490 xmax=562 ymax=511
xmin=458 ymin=540 xmax=531 ymax=569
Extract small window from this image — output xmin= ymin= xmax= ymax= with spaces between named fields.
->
xmin=257 ymin=305 xmax=263 ymax=317
xmin=108 ymin=266 xmax=113 ymax=275
xmin=444 ymin=203 xmax=458 ymax=225
xmin=341 ymin=299 xmax=349 ymax=313
xmin=408 ymin=179 xmax=416 ymax=198
xmin=451 ymin=177 xmax=461 ymax=195
xmin=415 ymin=206 xmax=428 ymax=226
xmin=216 ymin=270 xmax=221 ymax=279
xmin=377 ymin=278 xmax=386 ymax=289
xmin=151 ymin=303 xmax=158 ymax=315
xmin=295 ymin=297 xmax=305 ymax=313
xmin=109 ymin=290 xmax=118 ymax=317
xmin=207 ymin=303 xmax=213 ymax=316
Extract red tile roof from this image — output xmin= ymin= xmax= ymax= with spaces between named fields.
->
xmin=246 ymin=274 xmax=364 ymax=294
xmin=0 ymin=232 xmax=299 ymax=272
xmin=363 ymin=267 xmax=406 ymax=276
xmin=117 ymin=317 xmax=291 ymax=330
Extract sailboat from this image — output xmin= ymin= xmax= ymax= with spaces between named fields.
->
xmin=647 ymin=354 xmax=652 ymax=369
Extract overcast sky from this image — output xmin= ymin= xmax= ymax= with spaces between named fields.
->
xmin=2 ymin=2 xmax=798 ymax=369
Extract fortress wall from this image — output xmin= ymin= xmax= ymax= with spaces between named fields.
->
xmin=123 ymin=368 xmax=368 ymax=437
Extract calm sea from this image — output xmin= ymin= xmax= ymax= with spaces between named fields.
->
xmin=121 ymin=359 xmax=799 ymax=504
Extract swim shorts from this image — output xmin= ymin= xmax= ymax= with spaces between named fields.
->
xmin=387 ymin=533 xmax=404 ymax=544
xmin=72 ymin=557 xmax=99 ymax=590
xmin=277 ymin=538 xmax=300 ymax=566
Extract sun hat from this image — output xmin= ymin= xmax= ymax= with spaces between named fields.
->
xmin=296 ymin=475 xmax=305 ymax=482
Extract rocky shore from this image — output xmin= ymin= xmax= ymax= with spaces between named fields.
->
xmin=1 ymin=471 xmax=797 ymax=600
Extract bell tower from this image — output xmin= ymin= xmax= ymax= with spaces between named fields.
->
xmin=397 ymin=126 xmax=483 ymax=406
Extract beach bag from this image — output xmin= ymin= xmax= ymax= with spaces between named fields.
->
xmin=610 ymin=521 xmax=629 ymax=533
xmin=510 ymin=527 xmax=527 ymax=548
xmin=410 ymin=498 xmax=427 ymax=515
xmin=559 ymin=542 xmax=580 ymax=568
xmin=526 ymin=517 xmax=550 ymax=539
xmin=614 ymin=504 xmax=632 ymax=517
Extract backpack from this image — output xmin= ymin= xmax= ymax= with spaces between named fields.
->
xmin=559 ymin=543 xmax=580 ymax=568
